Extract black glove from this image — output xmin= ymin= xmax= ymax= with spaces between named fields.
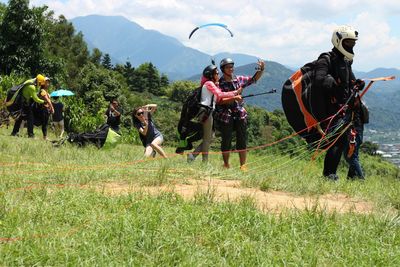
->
xmin=352 ymin=79 xmax=365 ymax=91
xmin=323 ymin=75 xmax=338 ymax=92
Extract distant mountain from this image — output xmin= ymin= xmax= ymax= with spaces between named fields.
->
xmin=71 ymin=15 xmax=259 ymax=80
xmin=357 ymin=68 xmax=400 ymax=93
xmin=356 ymin=68 xmax=400 ymax=130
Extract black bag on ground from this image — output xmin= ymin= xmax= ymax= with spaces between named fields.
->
xmin=67 ymin=124 xmax=112 ymax=148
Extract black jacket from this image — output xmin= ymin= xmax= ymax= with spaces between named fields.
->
xmin=314 ymin=48 xmax=356 ymax=118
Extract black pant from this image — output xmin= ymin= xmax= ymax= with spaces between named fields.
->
xmin=219 ymin=119 xmax=247 ymax=152
xmin=323 ymin=135 xmax=347 ymax=176
xmin=41 ymin=109 xmax=49 ymax=137
xmin=12 ymin=104 xmax=34 ymax=137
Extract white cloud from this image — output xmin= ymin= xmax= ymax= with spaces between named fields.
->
xmin=29 ymin=0 xmax=400 ymax=71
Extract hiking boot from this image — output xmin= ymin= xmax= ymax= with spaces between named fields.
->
xmin=325 ymin=174 xmax=339 ymax=181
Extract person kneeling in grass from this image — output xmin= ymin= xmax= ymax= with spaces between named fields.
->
xmin=132 ymin=104 xmax=167 ymax=158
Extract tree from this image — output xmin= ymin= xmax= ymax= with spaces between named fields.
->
xmin=0 ymin=0 xmax=46 ymax=75
xmin=90 ymin=48 xmax=102 ymax=65
xmin=101 ymin=53 xmax=113 ymax=70
xmin=361 ymin=141 xmax=379 ymax=155
xmin=146 ymin=62 xmax=161 ymax=95
xmin=75 ymin=62 xmax=126 ymax=114
xmin=0 ymin=3 xmax=6 ymax=23
xmin=42 ymin=14 xmax=89 ymax=89
xmin=167 ymin=80 xmax=198 ymax=103
xmin=160 ymin=73 xmax=169 ymax=88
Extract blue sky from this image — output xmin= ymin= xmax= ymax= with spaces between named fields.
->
xmin=2 ymin=0 xmax=399 ymax=71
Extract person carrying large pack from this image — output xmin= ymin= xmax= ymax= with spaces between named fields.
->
xmin=7 ymin=74 xmax=46 ymax=138
xmin=185 ymin=64 xmax=242 ymax=163
xmin=175 ymin=85 xmax=208 ymax=154
xmin=281 ymin=25 xmax=365 ymax=181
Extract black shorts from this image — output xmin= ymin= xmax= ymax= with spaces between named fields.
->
xmin=218 ymin=118 xmax=247 ymax=152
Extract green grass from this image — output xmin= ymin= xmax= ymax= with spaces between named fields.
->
xmin=0 ymin=127 xmax=399 ymax=265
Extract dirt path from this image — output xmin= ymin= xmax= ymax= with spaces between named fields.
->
xmin=94 ymin=178 xmax=374 ymax=214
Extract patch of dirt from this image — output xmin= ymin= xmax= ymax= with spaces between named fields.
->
xmin=93 ymin=179 xmax=374 ymax=214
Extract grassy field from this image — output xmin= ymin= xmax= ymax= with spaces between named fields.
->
xmin=0 ymin=127 xmax=399 ymax=265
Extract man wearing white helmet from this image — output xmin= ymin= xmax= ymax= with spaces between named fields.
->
xmin=314 ymin=25 xmax=365 ymax=181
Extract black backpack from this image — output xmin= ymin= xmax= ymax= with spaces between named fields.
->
xmin=5 ymin=81 xmax=33 ymax=118
xmin=281 ymin=52 xmax=333 ymax=146
xmin=179 ymin=86 xmax=214 ymax=126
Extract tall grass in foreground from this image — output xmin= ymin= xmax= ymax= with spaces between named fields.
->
xmin=0 ymin=128 xmax=399 ymax=265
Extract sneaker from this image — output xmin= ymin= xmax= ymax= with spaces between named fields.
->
xmin=187 ymin=153 xmax=195 ymax=163
xmin=240 ymin=165 xmax=248 ymax=172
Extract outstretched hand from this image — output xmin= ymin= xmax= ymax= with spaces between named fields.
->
xmin=256 ymin=59 xmax=265 ymax=71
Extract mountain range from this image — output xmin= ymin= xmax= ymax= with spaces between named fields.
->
xmin=71 ymin=15 xmax=399 ymax=131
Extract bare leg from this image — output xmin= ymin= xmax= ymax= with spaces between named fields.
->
xmin=144 ymin=145 xmax=155 ymax=157
xmin=222 ymin=152 xmax=230 ymax=168
xmin=239 ymin=151 xmax=246 ymax=167
xmin=150 ymin=136 xmax=167 ymax=158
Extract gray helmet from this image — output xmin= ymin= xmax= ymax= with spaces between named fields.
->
xmin=202 ymin=65 xmax=218 ymax=80
xmin=220 ymin=58 xmax=234 ymax=71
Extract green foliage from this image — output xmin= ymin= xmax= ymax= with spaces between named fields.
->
xmin=361 ymin=141 xmax=379 ymax=155
xmin=101 ymin=53 xmax=112 ymax=70
xmin=0 ymin=73 xmax=26 ymax=100
xmin=43 ymin=15 xmax=89 ymax=89
xmin=63 ymin=96 xmax=105 ymax=132
xmin=167 ymin=80 xmax=198 ymax=102
xmin=0 ymin=3 xmax=6 ymax=23
xmin=0 ymin=0 xmax=46 ymax=75
xmin=90 ymin=48 xmax=102 ymax=66
xmin=246 ymin=106 xmax=304 ymax=152
xmin=75 ymin=62 xmax=124 ymax=113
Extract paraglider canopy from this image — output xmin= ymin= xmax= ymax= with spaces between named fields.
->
xmin=189 ymin=23 xmax=233 ymax=39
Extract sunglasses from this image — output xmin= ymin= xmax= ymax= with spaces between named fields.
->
xmin=136 ymin=112 xmax=144 ymax=116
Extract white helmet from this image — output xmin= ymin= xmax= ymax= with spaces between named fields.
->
xmin=331 ymin=25 xmax=358 ymax=60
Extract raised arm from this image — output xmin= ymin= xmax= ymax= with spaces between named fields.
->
xmin=143 ymin=104 xmax=157 ymax=113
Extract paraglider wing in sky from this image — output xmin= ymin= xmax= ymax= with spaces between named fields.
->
xmin=188 ymin=23 xmax=234 ymax=39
